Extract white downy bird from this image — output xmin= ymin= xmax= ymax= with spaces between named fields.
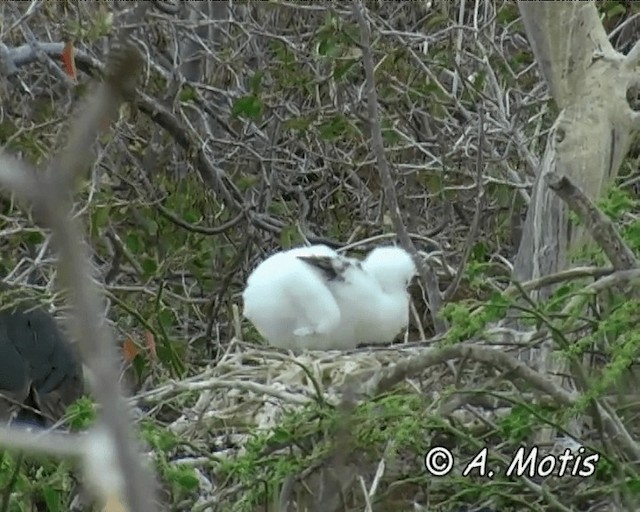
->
xmin=242 ymin=244 xmax=416 ymax=350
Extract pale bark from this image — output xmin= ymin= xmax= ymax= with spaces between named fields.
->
xmin=515 ymin=1 xmax=640 ymax=298
xmin=512 ymin=1 xmax=640 ymax=442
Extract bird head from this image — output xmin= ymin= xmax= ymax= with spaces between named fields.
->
xmin=362 ymin=246 xmax=417 ymax=293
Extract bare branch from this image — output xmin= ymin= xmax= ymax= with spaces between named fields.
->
xmin=363 ymin=342 xmax=640 ymax=460
xmin=545 ymin=171 xmax=639 ymax=270
xmin=0 ymin=3 xmax=158 ymax=512
xmin=444 ymin=107 xmax=486 ymax=302
xmin=0 ymin=424 xmax=83 ymax=458
xmin=352 ymin=1 xmax=447 ymax=334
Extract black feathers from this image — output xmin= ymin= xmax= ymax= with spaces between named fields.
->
xmin=0 ymin=307 xmax=84 ymax=426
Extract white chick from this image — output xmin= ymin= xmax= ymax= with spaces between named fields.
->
xmin=242 ymin=245 xmax=346 ymax=350
xmin=356 ymin=246 xmax=417 ymax=344
xmin=242 ymin=244 xmax=417 ymax=351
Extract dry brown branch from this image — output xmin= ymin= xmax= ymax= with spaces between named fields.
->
xmin=444 ymin=107 xmax=486 ymax=302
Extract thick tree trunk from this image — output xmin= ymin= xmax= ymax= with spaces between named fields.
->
xmin=511 ymin=2 xmax=640 ymax=442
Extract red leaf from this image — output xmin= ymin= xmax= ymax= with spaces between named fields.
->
xmin=62 ymin=41 xmax=77 ymax=81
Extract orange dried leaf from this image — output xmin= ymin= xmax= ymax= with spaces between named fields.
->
xmin=62 ymin=40 xmax=77 ymax=81
xmin=122 ymin=337 xmax=140 ymax=362
xmin=144 ymin=330 xmax=157 ymax=360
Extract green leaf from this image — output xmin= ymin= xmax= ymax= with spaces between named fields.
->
xmin=25 ymin=230 xmax=45 ymax=246
xmin=605 ymin=3 xmax=626 ymax=19
xmin=172 ymin=468 xmax=200 ymax=490
xmin=236 ymin=174 xmax=261 ymax=191
xmin=317 ymin=37 xmax=341 ymax=58
xmin=141 ymin=420 xmax=180 ymax=451
xmin=268 ymin=200 xmax=289 ymax=216
xmin=125 ymin=233 xmax=141 ymax=254
xmin=146 ymin=219 xmax=158 ymax=237
xmin=154 ymin=330 xmax=187 ymax=377
xmin=280 ymin=224 xmax=303 ymax=249
xmin=232 ymin=95 xmax=263 ymax=120
xmin=333 ymin=59 xmax=358 ymax=81
xmin=183 ymin=208 xmax=200 ymax=223
xmin=158 ymin=308 xmax=175 ymax=329
xmin=496 ymin=3 xmax=519 ymax=24
xmin=381 ymin=118 xmax=400 ymax=145
xmin=318 ymin=114 xmax=351 ymax=140
xmin=91 ymin=206 xmax=110 ymax=233
xmin=283 ymin=117 xmax=311 ymax=132
xmin=249 ymin=71 xmax=263 ymax=93
xmin=270 ymin=426 xmax=292 ymax=444
xmin=179 ymin=85 xmax=197 ymax=102
xmin=141 ymin=257 xmax=158 ymax=276
xmin=42 ymin=486 xmax=62 ymax=512
xmin=132 ymin=353 xmax=147 ymax=379
xmin=66 ymin=397 xmax=98 ymax=429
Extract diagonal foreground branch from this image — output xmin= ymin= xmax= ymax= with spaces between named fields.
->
xmin=43 ymin=49 xmax=157 ymax=512
xmin=0 ymin=5 xmax=156 ymax=512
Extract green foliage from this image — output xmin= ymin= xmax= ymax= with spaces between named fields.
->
xmin=218 ymin=394 xmax=439 ymax=511
xmin=279 ymin=223 xmax=305 ymax=249
xmin=442 ymin=291 xmax=510 ymax=344
xmin=442 ymin=301 xmax=486 ymax=343
xmin=163 ymin=464 xmax=200 ymax=499
xmin=81 ymin=171 xmax=222 ymax=377
xmin=565 ymin=301 xmax=640 ymax=419
xmin=179 ymin=85 xmax=197 ymax=103
xmin=66 ymin=396 xmax=98 ymax=430
xmin=232 ymin=94 xmax=263 ymax=120
xmin=599 ymin=185 xmax=636 ymax=220
xmin=603 ymin=2 xmax=628 ymax=20
xmin=139 ymin=419 xmax=202 ymax=502
xmin=317 ymin=114 xmax=355 ymax=141
xmin=496 ymin=404 xmax=537 ymax=442
xmin=66 ymin=4 xmax=113 ymax=41
xmin=0 ymin=452 xmax=76 ymax=511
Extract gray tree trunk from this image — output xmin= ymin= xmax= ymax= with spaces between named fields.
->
xmin=511 ymin=1 xmax=640 ymax=442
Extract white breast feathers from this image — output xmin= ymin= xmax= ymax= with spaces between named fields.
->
xmin=242 ymin=244 xmax=416 ymax=351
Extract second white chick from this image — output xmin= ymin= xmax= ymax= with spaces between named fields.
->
xmin=242 ymin=244 xmax=417 ymax=351
xmin=356 ymin=246 xmax=417 ymax=344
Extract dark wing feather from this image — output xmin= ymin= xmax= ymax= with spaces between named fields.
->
xmin=297 ymin=254 xmax=362 ymax=282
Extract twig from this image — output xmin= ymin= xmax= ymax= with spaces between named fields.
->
xmin=444 ymin=107 xmax=486 ymax=301
xmin=352 ymin=1 xmax=447 ymax=334
xmin=0 ymin=424 xmax=83 ymax=458
xmin=41 ymin=47 xmax=156 ymax=512
xmin=545 ymin=171 xmax=640 ymax=270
